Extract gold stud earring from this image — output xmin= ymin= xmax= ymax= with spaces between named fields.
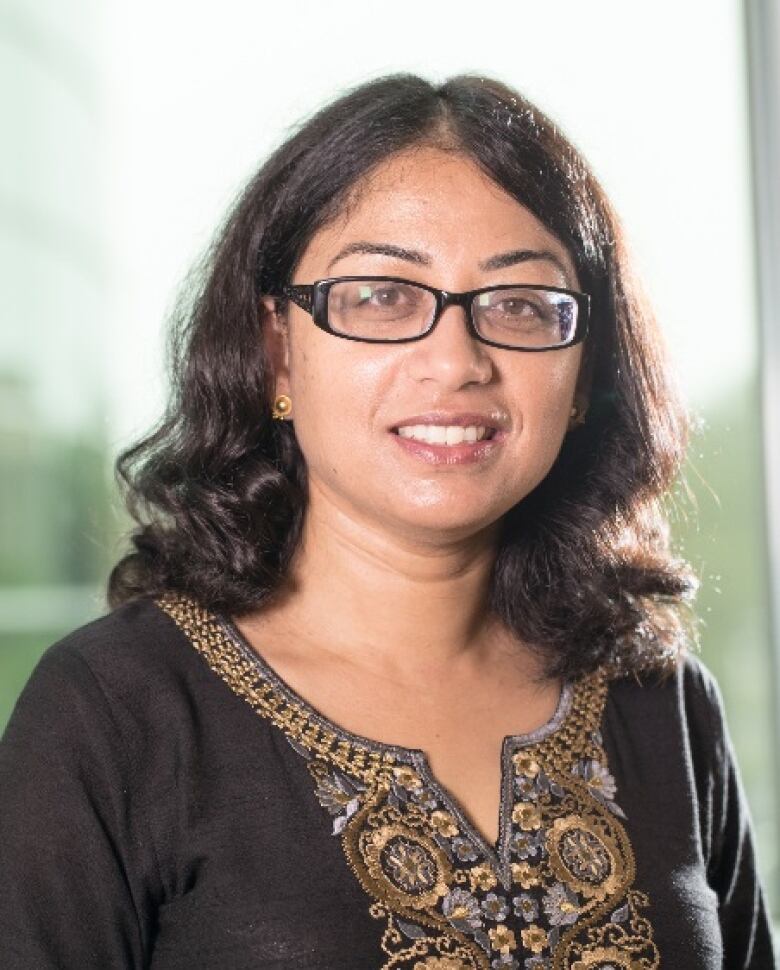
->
xmin=569 ymin=403 xmax=587 ymax=428
xmin=272 ymin=394 xmax=292 ymax=420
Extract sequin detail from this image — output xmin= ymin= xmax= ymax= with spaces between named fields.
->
xmin=157 ymin=593 xmax=659 ymax=969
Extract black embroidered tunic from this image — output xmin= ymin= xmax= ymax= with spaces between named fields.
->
xmin=0 ymin=594 xmax=775 ymax=969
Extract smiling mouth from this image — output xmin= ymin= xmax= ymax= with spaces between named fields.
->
xmin=391 ymin=425 xmax=498 ymax=445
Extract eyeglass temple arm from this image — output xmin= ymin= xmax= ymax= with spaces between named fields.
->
xmin=280 ymin=284 xmax=313 ymax=312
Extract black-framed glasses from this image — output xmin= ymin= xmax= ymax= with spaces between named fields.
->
xmin=278 ymin=276 xmax=590 ymax=351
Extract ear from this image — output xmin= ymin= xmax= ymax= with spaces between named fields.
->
xmin=260 ymin=295 xmax=291 ymax=399
xmin=573 ymin=343 xmax=595 ymax=416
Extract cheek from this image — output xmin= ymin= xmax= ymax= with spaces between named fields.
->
xmin=286 ymin=338 xmax=389 ymax=465
xmin=535 ymin=373 xmax=575 ymax=427
xmin=511 ymin=357 xmax=579 ymax=456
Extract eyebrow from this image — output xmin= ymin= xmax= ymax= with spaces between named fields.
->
xmin=326 ymin=241 xmax=571 ymax=281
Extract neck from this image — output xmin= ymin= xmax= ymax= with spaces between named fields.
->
xmin=250 ymin=483 xmax=525 ymax=682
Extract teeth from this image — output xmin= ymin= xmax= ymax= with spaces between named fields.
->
xmin=396 ymin=424 xmax=491 ymax=445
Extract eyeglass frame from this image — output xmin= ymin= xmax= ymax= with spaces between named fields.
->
xmin=276 ymin=276 xmax=590 ymax=352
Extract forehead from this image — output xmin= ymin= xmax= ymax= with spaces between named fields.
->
xmin=297 ymin=147 xmax=578 ymax=284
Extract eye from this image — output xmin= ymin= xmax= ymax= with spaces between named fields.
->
xmin=357 ymin=284 xmax=413 ymax=308
xmin=477 ymin=290 xmax=554 ymax=326
xmin=339 ymin=281 xmax=426 ymax=318
xmin=327 ymin=280 xmax=433 ymax=337
xmin=491 ymin=297 xmax=540 ymax=317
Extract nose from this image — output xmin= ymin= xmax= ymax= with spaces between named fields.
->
xmin=405 ymin=303 xmax=494 ymax=390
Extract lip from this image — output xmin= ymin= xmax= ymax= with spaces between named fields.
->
xmin=387 ymin=410 xmax=510 ymax=465
xmin=389 ymin=411 xmax=509 ymax=433
xmin=391 ymin=431 xmax=506 ymax=465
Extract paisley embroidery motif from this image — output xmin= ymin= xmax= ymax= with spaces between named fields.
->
xmin=157 ymin=593 xmax=660 ymax=969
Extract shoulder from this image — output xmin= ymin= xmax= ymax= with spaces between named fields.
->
xmin=4 ymin=595 xmax=210 ymax=741
xmin=603 ymin=652 xmax=728 ymax=758
xmin=30 ymin=594 xmax=193 ymax=680
xmin=607 ymin=651 xmax=723 ymax=703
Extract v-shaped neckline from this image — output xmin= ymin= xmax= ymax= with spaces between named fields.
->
xmin=156 ymin=593 xmax=655 ymax=966
xmin=219 ymin=614 xmax=574 ymax=880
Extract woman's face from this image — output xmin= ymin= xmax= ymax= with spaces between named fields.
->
xmin=264 ymin=146 xmax=585 ymax=543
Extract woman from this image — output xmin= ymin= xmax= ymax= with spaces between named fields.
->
xmin=0 ymin=74 xmax=774 ymax=969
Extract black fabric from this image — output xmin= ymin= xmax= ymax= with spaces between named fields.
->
xmin=0 ymin=596 xmax=775 ymax=969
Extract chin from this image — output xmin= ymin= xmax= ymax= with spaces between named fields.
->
xmin=388 ymin=501 xmax=505 ymax=541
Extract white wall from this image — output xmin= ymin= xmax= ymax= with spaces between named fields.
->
xmin=99 ymin=0 xmax=755 ymax=448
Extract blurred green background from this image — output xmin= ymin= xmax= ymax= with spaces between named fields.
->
xmin=2 ymin=0 xmax=777 ymax=929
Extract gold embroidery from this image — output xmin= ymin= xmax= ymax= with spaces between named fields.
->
xmin=156 ymin=593 xmax=660 ymax=969
xmin=349 ymin=799 xmax=455 ymax=910
xmin=156 ymin=593 xmax=396 ymax=785
xmin=547 ymin=815 xmax=623 ymax=901
xmin=370 ymin=902 xmax=486 ymax=969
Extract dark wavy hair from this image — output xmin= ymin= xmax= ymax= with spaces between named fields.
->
xmin=108 ymin=72 xmax=698 ymax=681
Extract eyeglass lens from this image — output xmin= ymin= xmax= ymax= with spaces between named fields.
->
xmin=326 ymin=279 xmax=577 ymax=347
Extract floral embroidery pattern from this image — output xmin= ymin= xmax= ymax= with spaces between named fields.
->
xmin=157 ymin=593 xmax=660 ymax=969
